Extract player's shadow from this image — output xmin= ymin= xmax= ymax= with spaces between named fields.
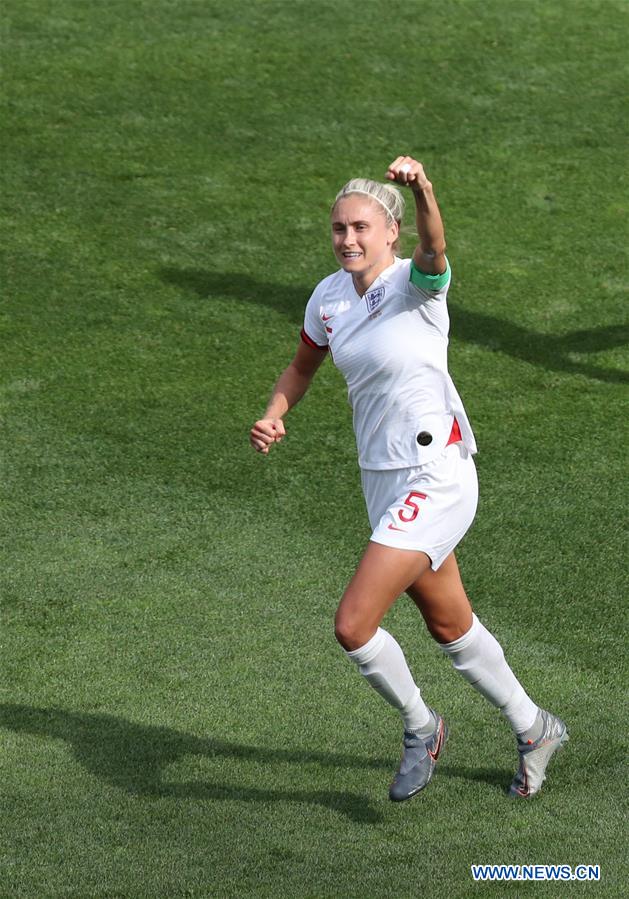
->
xmin=159 ymin=267 xmax=628 ymax=385
xmin=0 ymin=703 xmax=514 ymax=816
xmin=0 ymin=703 xmax=391 ymax=824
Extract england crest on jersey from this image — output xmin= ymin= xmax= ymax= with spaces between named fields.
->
xmin=365 ymin=286 xmax=384 ymax=313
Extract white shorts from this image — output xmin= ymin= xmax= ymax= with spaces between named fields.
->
xmin=360 ymin=442 xmax=479 ymax=570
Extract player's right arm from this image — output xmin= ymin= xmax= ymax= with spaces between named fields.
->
xmin=250 ymin=339 xmax=328 ymax=454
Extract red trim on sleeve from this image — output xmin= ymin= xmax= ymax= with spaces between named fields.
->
xmin=446 ymin=417 xmax=462 ymax=446
xmin=300 ymin=328 xmax=328 ymax=351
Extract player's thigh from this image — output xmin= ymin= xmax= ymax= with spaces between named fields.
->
xmin=335 ymin=541 xmax=431 ymax=650
xmin=406 ymin=552 xmax=472 ymax=643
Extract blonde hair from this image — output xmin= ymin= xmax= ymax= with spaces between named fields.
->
xmin=333 ymin=178 xmax=405 ymax=227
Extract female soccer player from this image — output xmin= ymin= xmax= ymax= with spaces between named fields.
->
xmin=250 ymin=155 xmax=567 ymax=801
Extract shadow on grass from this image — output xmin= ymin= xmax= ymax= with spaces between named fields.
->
xmin=439 ymin=764 xmax=512 ymax=793
xmin=160 ymin=267 xmax=628 ymax=385
xmin=0 ymin=704 xmax=514 ymax=818
xmin=0 ymin=703 xmax=391 ymax=824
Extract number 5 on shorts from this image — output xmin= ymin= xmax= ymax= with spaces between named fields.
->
xmin=398 ymin=491 xmax=427 ymax=523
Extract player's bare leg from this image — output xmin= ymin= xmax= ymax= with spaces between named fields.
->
xmin=335 ymin=541 xmax=431 ymax=651
xmin=406 ymin=552 xmax=472 ymax=643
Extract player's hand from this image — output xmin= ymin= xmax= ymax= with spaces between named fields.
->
xmin=250 ymin=417 xmax=286 ymax=454
xmin=386 ymin=156 xmax=430 ymax=190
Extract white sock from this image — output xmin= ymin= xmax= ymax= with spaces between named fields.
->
xmin=440 ymin=614 xmax=538 ymax=735
xmin=346 ymin=628 xmax=431 ymax=733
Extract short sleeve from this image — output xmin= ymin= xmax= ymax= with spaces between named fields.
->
xmin=302 ymin=285 xmax=329 ymax=349
xmin=409 ymin=257 xmax=451 ymax=300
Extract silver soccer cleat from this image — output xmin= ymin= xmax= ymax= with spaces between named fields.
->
xmin=509 ymin=709 xmax=569 ymax=799
xmin=389 ymin=709 xmax=448 ymax=802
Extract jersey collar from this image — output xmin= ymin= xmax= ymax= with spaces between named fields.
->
xmin=346 ymin=256 xmax=403 ymax=299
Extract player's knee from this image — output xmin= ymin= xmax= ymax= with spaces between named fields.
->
xmin=334 ymin=610 xmax=368 ymax=652
xmin=430 ymin=624 xmax=458 ymax=644
xmin=428 ymin=619 xmax=472 ymax=644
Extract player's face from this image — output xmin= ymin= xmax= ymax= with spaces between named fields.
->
xmin=331 ymin=196 xmax=398 ymax=282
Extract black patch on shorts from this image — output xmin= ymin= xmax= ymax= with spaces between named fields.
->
xmin=417 ymin=431 xmax=433 ymax=446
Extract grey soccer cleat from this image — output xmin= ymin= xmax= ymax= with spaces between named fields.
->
xmin=389 ymin=710 xmax=448 ymax=802
xmin=509 ymin=709 xmax=569 ymax=799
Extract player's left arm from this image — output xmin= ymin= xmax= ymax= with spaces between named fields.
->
xmin=386 ymin=155 xmax=447 ymax=276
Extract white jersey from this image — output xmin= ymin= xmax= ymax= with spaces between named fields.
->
xmin=302 ymin=256 xmax=477 ymax=470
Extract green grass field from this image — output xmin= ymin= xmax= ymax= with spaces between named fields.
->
xmin=1 ymin=0 xmax=628 ymax=895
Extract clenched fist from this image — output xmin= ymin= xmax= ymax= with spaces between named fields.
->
xmin=386 ymin=156 xmax=430 ymax=191
xmin=250 ymin=417 xmax=286 ymax=455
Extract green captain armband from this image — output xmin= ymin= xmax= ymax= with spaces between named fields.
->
xmin=409 ymin=257 xmax=451 ymax=291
